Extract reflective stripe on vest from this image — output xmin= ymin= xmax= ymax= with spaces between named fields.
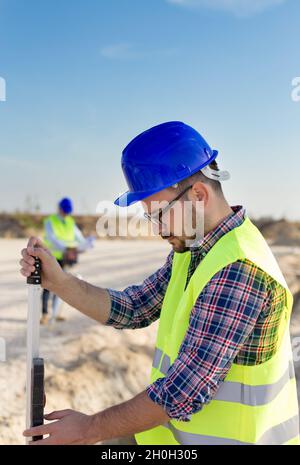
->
xmin=152 ymin=348 xmax=171 ymax=374
xmin=163 ymin=415 xmax=299 ymax=445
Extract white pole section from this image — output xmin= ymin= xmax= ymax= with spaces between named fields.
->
xmin=26 ymin=257 xmax=44 ymax=444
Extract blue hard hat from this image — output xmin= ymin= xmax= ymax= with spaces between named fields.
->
xmin=59 ymin=197 xmax=73 ymax=214
xmin=114 ymin=121 xmax=219 ymax=207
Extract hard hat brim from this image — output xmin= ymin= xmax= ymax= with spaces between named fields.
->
xmin=114 ymin=189 xmax=162 ymax=207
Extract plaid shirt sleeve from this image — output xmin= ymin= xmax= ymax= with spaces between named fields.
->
xmin=105 ymin=251 xmax=174 ymax=329
xmin=146 ymin=259 xmax=268 ymax=421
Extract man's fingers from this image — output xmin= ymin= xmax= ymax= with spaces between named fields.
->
xmin=27 ymin=246 xmax=49 ymax=263
xmin=23 ymin=421 xmax=56 ymax=438
xmin=20 ymin=240 xmax=55 ymax=281
xmin=27 ymin=237 xmax=50 ymax=259
xmin=21 ymin=248 xmax=35 ymax=263
xmin=28 ymin=435 xmax=53 ymax=446
xmin=27 ymin=245 xmax=42 ymax=258
xmin=44 ymin=409 xmax=72 ymax=420
xmin=20 ymin=268 xmax=30 ymax=277
xmin=19 ymin=258 xmax=35 ymax=271
xmin=20 ymin=253 xmax=36 ymax=277
xmin=27 ymin=236 xmax=44 ymax=250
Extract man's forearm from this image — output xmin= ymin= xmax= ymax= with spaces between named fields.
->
xmin=91 ymin=391 xmax=170 ymax=443
xmin=52 ymin=272 xmax=111 ymax=324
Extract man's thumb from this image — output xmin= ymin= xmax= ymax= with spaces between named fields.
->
xmin=27 ymin=246 xmax=49 ymax=262
xmin=44 ymin=410 xmax=71 ymax=420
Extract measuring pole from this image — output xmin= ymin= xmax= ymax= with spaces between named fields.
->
xmin=26 ymin=256 xmax=44 ymax=443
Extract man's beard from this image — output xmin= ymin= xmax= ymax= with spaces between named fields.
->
xmin=159 ymin=204 xmax=203 ymax=253
xmin=160 ymin=233 xmax=196 ymax=253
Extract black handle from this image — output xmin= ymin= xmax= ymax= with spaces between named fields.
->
xmin=31 ymin=358 xmax=45 ymax=441
xmin=27 ymin=257 xmax=41 ymax=285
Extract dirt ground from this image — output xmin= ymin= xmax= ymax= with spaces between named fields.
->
xmin=1 ymin=239 xmax=300 ymax=445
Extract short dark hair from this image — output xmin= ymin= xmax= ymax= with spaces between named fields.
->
xmin=179 ymin=159 xmax=223 ymax=194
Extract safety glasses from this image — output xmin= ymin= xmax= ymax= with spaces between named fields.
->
xmin=143 ymin=185 xmax=192 ymax=226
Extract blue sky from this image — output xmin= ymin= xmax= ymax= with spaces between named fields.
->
xmin=0 ymin=0 xmax=299 ymax=219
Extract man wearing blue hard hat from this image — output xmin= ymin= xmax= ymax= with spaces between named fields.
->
xmin=41 ymin=197 xmax=94 ymax=325
xmin=21 ymin=122 xmax=299 ymax=445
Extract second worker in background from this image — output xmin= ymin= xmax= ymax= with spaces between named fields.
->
xmin=41 ymin=197 xmax=94 ymax=324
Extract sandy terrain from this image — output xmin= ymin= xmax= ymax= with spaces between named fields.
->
xmin=0 ymin=239 xmax=300 ymax=445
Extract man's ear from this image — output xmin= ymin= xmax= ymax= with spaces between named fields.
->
xmin=190 ymin=181 xmax=208 ymax=202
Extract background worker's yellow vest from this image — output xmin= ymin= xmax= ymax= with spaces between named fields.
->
xmin=135 ymin=216 xmax=300 ymax=445
xmin=43 ymin=214 xmax=76 ymax=260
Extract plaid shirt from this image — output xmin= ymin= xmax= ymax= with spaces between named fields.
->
xmin=106 ymin=206 xmax=286 ymax=421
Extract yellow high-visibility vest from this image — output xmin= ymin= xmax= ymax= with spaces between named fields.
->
xmin=135 ymin=216 xmax=300 ymax=445
xmin=43 ymin=214 xmax=76 ymax=260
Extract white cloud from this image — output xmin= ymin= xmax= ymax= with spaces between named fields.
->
xmin=166 ymin=0 xmax=288 ymax=17
xmin=100 ymin=42 xmax=178 ymax=60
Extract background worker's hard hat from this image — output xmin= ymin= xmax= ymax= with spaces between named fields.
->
xmin=59 ymin=197 xmax=73 ymax=214
xmin=114 ymin=121 xmax=229 ymax=207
